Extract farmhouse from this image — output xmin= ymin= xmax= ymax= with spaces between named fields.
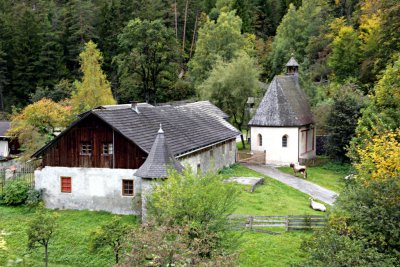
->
xmin=249 ymin=57 xmax=316 ymax=165
xmin=33 ymin=101 xmax=240 ymax=215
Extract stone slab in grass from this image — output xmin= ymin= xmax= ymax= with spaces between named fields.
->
xmin=225 ymin=176 xmax=264 ymax=192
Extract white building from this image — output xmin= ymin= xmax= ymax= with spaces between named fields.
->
xmin=33 ymin=101 xmax=240 ymax=216
xmin=0 ymin=121 xmax=11 ymax=158
xmin=249 ymin=57 xmax=316 ymax=165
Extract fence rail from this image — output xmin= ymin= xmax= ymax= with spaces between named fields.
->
xmin=0 ymin=166 xmax=35 ymax=193
xmin=229 ymin=214 xmax=326 ymax=234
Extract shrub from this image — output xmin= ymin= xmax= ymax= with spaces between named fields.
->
xmin=26 ymin=189 xmax=43 ymax=208
xmin=0 ymin=180 xmax=31 ymax=206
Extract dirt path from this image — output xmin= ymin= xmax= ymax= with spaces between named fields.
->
xmin=243 ymin=163 xmax=338 ymax=205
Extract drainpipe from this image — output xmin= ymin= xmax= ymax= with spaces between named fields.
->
xmin=112 ymin=129 xmax=115 ymax=169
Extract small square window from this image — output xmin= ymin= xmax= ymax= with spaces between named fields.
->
xmin=102 ymin=143 xmax=113 ymax=155
xmin=81 ymin=143 xmax=92 ymax=155
xmin=122 ymin=179 xmax=134 ymax=196
xmin=61 ymin=177 xmax=71 ymax=193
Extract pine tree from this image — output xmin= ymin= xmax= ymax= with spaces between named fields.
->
xmin=0 ymin=46 xmax=7 ymax=112
xmin=71 ymin=41 xmax=116 ymax=113
xmin=61 ymin=0 xmax=98 ymax=74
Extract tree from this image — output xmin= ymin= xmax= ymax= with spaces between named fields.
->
xmin=348 ymin=54 xmax=400 ymax=161
xmin=198 ymin=53 xmax=260 ymax=148
xmin=326 ymin=83 xmax=365 ymax=161
xmin=61 ymin=0 xmax=98 ymax=73
xmin=90 ymin=217 xmax=132 ymax=264
xmin=328 ymin=26 xmax=362 ymax=82
xmin=146 ymin=168 xmax=238 ymax=256
xmin=7 ymin=98 xmax=72 ymax=160
xmin=116 ymin=19 xmax=178 ymax=104
xmin=125 ymin=221 xmax=237 ymax=266
xmin=27 ymin=208 xmax=58 ymax=267
xmin=267 ymin=0 xmax=332 ymax=77
xmin=0 ymin=45 xmax=7 ymax=112
xmin=70 ymin=41 xmax=116 ymax=114
xmin=188 ymin=10 xmax=253 ymax=86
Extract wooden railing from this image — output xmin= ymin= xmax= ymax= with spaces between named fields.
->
xmin=229 ymin=214 xmax=326 ymax=234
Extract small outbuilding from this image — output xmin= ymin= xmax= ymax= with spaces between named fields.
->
xmin=0 ymin=121 xmax=20 ymax=159
xmin=249 ymin=57 xmax=316 ymax=165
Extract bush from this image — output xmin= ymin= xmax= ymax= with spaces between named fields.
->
xmin=26 ymin=188 xmax=43 ymax=208
xmin=0 ymin=180 xmax=31 ymax=206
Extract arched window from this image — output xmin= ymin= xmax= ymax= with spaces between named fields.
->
xmin=258 ymin=134 xmax=263 ymax=146
xmin=282 ymin=135 xmax=288 ymax=147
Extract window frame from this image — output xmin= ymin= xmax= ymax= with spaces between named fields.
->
xmin=282 ymin=135 xmax=288 ymax=147
xmin=102 ymin=143 xmax=113 ymax=155
xmin=258 ymin=134 xmax=263 ymax=146
xmin=80 ymin=142 xmax=92 ymax=156
xmin=122 ymin=179 xmax=134 ymax=196
xmin=60 ymin=176 xmax=72 ymax=193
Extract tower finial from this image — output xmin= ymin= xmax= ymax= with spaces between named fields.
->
xmin=158 ymin=123 xmax=164 ymax=134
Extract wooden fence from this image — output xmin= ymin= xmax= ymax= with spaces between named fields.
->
xmin=229 ymin=214 xmax=326 ymax=234
xmin=0 ymin=166 xmax=35 ymax=193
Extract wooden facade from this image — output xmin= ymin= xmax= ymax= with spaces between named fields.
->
xmin=42 ymin=114 xmax=147 ymax=169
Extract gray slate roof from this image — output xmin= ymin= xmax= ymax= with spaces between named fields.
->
xmin=33 ymin=101 xmax=240 ymax=158
xmin=0 ymin=121 xmax=10 ymax=137
xmin=286 ymin=57 xmax=299 ymax=67
xmin=249 ymin=75 xmax=314 ymax=127
xmin=135 ymin=126 xmax=184 ymax=179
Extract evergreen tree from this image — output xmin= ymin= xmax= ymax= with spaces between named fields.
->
xmin=61 ymin=0 xmax=98 ymax=74
xmin=71 ymin=41 xmax=116 ymax=113
xmin=0 ymin=46 xmax=7 ymax=112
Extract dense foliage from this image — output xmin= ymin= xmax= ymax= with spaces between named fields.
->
xmin=0 ymin=180 xmax=30 ymax=206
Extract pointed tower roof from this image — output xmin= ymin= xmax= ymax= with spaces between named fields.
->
xmin=285 ymin=56 xmax=299 ymax=67
xmin=135 ymin=124 xmax=184 ymax=179
xmin=248 ymin=76 xmax=314 ymax=127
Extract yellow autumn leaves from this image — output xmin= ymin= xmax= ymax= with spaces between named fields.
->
xmin=355 ymin=129 xmax=400 ymax=183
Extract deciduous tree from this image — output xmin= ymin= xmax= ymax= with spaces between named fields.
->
xmin=198 ymin=53 xmax=260 ymax=148
xmin=71 ymin=41 xmax=116 ymax=113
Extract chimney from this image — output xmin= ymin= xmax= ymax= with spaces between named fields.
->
xmin=130 ymin=101 xmax=140 ymax=113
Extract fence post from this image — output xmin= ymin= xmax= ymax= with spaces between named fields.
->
xmin=249 ymin=216 xmax=254 ymax=231
xmin=285 ymin=215 xmax=289 ymax=231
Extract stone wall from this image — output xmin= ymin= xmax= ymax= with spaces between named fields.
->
xmin=179 ymin=139 xmax=236 ymax=174
xmin=35 ymin=167 xmax=141 ymax=215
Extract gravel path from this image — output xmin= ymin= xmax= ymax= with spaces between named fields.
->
xmin=243 ymin=163 xmax=338 ymax=205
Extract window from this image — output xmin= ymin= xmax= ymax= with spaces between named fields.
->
xmin=197 ymin=163 xmax=201 ymax=174
xmin=102 ymin=143 xmax=113 ymax=155
xmin=122 ymin=180 xmax=134 ymax=196
xmin=282 ymin=135 xmax=288 ymax=147
xmin=81 ymin=143 xmax=92 ymax=155
xmin=258 ymin=134 xmax=262 ymax=146
xmin=61 ymin=177 xmax=71 ymax=193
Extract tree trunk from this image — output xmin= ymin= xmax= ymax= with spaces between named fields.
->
xmin=182 ymin=0 xmax=190 ymax=52
xmin=115 ymin=251 xmax=119 ymax=264
xmin=45 ymin=244 xmax=48 ymax=267
xmin=174 ymin=0 xmax=178 ymax=39
xmin=189 ymin=11 xmax=199 ymax=59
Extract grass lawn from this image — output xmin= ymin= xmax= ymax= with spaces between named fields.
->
xmin=221 ymin=164 xmax=322 ymax=266
xmin=1 ymin=164 xmax=319 ymax=267
xmin=0 ymin=207 xmax=137 ymax=266
xmin=278 ymin=161 xmax=353 ymax=193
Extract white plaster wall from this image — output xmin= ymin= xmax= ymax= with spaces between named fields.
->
xmin=35 ymin=167 xmax=141 ymax=215
xmin=0 ymin=141 xmax=9 ymax=157
xmin=179 ymin=139 xmax=237 ymax=174
xmin=251 ymin=127 xmax=299 ymax=165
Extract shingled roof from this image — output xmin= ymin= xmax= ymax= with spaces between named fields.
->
xmin=285 ymin=57 xmax=299 ymax=67
xmin=135 ymin=125 xmax=184 ymax=179
xmin=33 ymin=101 xmax=240 ymax=158
xmin=0 ymin=121 xmax=10 ymax=137
xmin=248 ymin=75 xmax=314 ymax=127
